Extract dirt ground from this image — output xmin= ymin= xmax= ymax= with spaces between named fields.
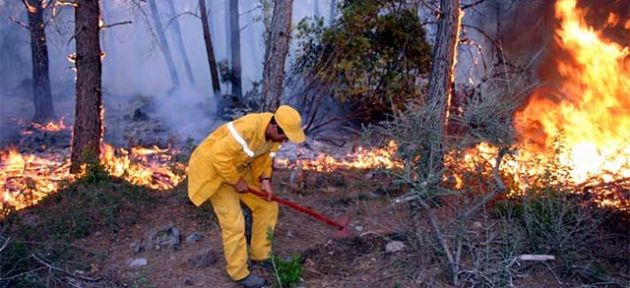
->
xmin=71 ymin=170 xmax=423 ymax=288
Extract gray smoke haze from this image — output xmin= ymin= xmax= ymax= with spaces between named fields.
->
xmin=0 ymin=0 xmax=335 ymax=145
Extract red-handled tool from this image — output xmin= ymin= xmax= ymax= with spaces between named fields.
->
xmin=247 ymin=187 xmax=351 ymax=238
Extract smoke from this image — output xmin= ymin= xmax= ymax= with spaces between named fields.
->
xmin=0 ymin=0 xmax=338 ymax=147
xmin=154 ymin=85 xmax=218 ymax=142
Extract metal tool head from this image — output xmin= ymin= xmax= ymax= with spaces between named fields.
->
xmin=330 ymin=215 xmax=352 ymax=239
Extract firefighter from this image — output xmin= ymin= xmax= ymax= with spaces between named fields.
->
xmin=187 ymin=105 xmax=305 ymax=288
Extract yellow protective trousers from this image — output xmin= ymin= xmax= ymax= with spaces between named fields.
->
xmin=209 ymin=181 xmax=278 ymax=281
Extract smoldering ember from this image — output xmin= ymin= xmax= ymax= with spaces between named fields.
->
xmin=0 ymin=1 xmax=628 ymax=287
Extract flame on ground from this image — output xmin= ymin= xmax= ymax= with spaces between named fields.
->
xmin=101 ymin=144 xmax=186 ymax=190
xmin=0 ymin=143 xmax=186 ymax=214
xmin=18 ymin=117 xmax=69 ymax=135
xmin=32 ymin=117 xmax=69 ymax=133
xmin=514 ymin=0 xmax=629 ymax=184
xmin=0 ymin=149 xmax=73 ymax=212
xmin=281 ymin=140 xmax=401 ymax=172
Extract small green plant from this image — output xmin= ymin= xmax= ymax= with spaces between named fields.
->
xmin=267 ymin=230 xmax=303 ymax=288
xmin=130 ymin=269 xmax=154 ymax=288
xmin=270 ymin=254 xmax=303 ymax=288
xmin=80 ymin=162 xmax=109 ymax=186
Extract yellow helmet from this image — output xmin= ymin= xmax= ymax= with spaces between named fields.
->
xmin=274 ymin=105 xmax=305 ymax=144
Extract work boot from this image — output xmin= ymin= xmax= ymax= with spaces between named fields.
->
xmin=236 ymin=273 xmax=266 ymax=288
xmin=251 ymin=259 xmax=274 ymax=271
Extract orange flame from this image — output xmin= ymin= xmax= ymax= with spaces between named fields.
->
xmin=514 ymin=0 xmax=629 ymax=184
xmin=282 ymin=140 xmax=401 ymax=172
xmin=1 ymin=143 xmax=186 ymax=213
xmin=101 ymin=144 xmax=186 ymax=190
xmin=0 ymin=149 xmax=73 ymax=212
xmin=31 ymin=117 xmax=68 ymax=132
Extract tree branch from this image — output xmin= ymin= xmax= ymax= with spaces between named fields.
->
xmin=32 ymin=253 xmax=102 ymax=282
xmin=461 ymin=0 xmax=486 ymax=10
xmin=9 ymin=16 xmax=30 ymax=30
xmin=101 ymin=20 xmax=133 ymax=30
xmin=0 ymin=236 xmax=10 ymax=252
xmin=165 ymin=11 xmax=200 ymax=30
xmin=459 ymin=147 xmax=508 ymax=220
xmin=240 ymin=4 xmax=262 ymax=16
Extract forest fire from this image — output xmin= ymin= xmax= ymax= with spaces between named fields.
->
xmin=513 ymin=0 xmax=628 ymax=201
xmin=284 ymin=140 xmax=401 ymax=172
xmin=0 ymin=149 xmax=73 ymax=213
xmin=283 ymin=0 xmax=629 ymax=211
xmin=15 ymin=117 xmax=69 ymax=136
xmin=1 ymin=0 xmax=626 ymax=215
xmin=445 ymin=0 xmax=629 ymax=211
xmin=0 ymin=141 xmax=186 ymax=214
xmin=101 ymin=144 xmax=186 ymax=190
xmin=31 ymin=117 xmax=68 ymax=133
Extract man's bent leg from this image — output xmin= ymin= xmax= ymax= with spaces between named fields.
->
xmin=240 ymin=192 xmax=279 ymax=261
xmin=210 ymin=184 xmax=249 ymax=281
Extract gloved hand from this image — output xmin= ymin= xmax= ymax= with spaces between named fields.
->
xmin=261 ymin=179 xmax=273 ymax=201
xmin=234 ymin=178 xmax=248 ymax=193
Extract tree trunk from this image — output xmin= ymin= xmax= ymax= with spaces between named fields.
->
xmin=329 ymin=0 xmax=337 ymax=25
xmin=229 ymin=0 xmax=242 ymax=99
xmin=422 ymin=0 xmax=461 ymax=179
xmin=70 ymin=0 xmax=103 ymax=173
xmin=415 ymin=0 xmax=461 ymax=282
xmin=24 ymin=0 xmax=55 ymax=123
xmin=199 ymin=0 xmax=222 ymax=116
xmin=165 ymin=0 xmax=195 ymax=85
xmin=261 ymin=0 xmax=293 ymax=111
xmin=148 ymin=0 xmax=180 ymax=88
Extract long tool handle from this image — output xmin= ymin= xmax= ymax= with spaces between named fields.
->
xmin=247 ymin=187 xmax=344 ymax=230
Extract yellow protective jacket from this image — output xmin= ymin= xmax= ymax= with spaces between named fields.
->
xmin=188 ymin=113 xmax=281 ymax=207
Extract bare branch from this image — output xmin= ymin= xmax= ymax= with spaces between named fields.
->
xmin=416 ymin=195 xmax=457 ymax=276
xmin=101 ymin=20 xmax=133 ymax=30
xmin=31 ymin=253 xmax=102 ymax=282
xmin=461 ymin=0 xmax=486 ymax=10
xmin=0 ymin=236 xmax=10 ymax=253
xmin=9 ymin=16 xmax=30 ymax=30
xmin=0 ymin=266 xmax=47 ymax=281
xmin=459 ymin=147 xmax=508 ymax=220
xmin=164 ymin=11 xmax=200 ymax=30
xmin=240 ymin=4 xmax=262 ymax=16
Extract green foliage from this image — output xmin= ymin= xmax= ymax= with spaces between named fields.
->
xmin=270 ymin=254 xmax=303 ymax=288
xmin=267 ymin=229 xmax=303 ymax=288
xmin=130 ymin=269 xmax=154 ymax=288
xmin=80 ymin=162 xmax=109 ymax=186
xmin=293 ymin=0 xmax=432 ymax=122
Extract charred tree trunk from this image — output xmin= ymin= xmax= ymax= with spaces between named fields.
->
xmin=413 ymin=0 xmax=461 ymax=282
xmin=165 ymin=0 xmax=195 ymax=85
xmin=70 ymin=0 xmax=103 ymax=173
xmin=261 ymin=0 xmax=293 ymax=111
xmin=24 ymin=0 xmax=55 ymax=123
xmin=199 ymin=0 xmax=222 ymax=116
xmin=148 ymin=0 xmax=180 ymax=88
xmin=229 ymin=0 xmax=242 ymax=99
xmin=421 ymin=0 xmax=460 ymax=180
